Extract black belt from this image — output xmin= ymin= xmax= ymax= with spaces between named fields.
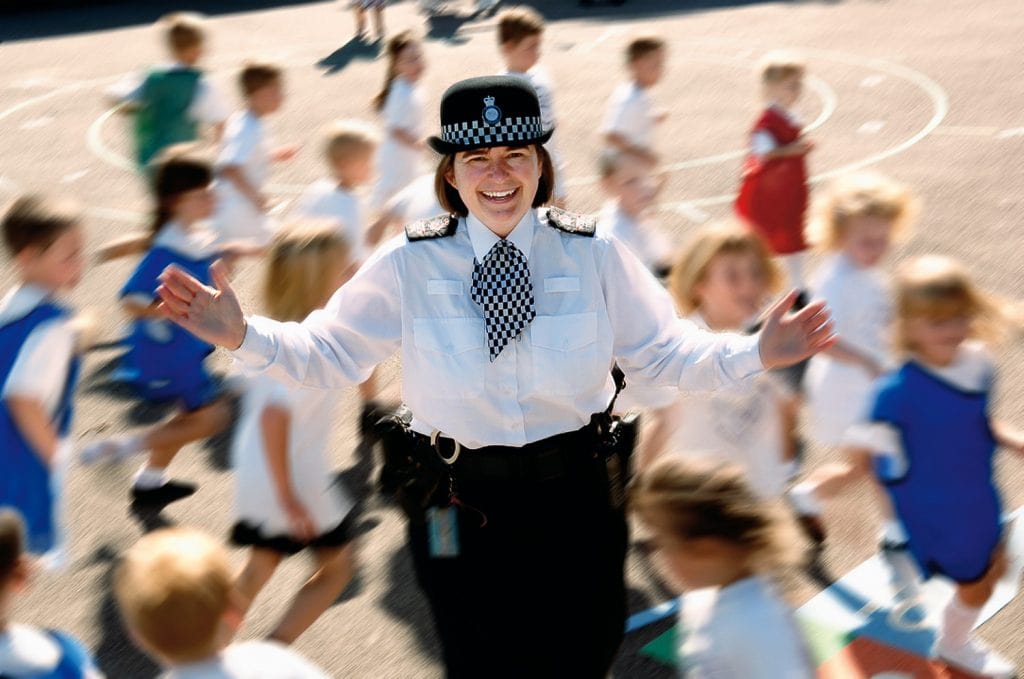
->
xmin=412 ymin=420 xmax=600 ymax=482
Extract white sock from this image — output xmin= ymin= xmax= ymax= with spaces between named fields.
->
xmin=779 ymin=253 xmax=807 ymax=291
xmin=788 ymin=481 xmax=823 ymax=516
xmin=133 ymin=466 xmax=168 ymax=490
xmin=937 ymin=595 xmax=981 ymax=650
xmin=782 ymin=459 xmax=800 ymax=482
xmin=880 ymin=519 xmax=908 ymax=546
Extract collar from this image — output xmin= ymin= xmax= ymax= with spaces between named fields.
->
xmin=466 ymin=209 xmax=535 ymax=262
xmin=0 ymin=283 xmax=54 ymax=325
xmin=153 ymin=221 xmax=220 ymax=259
xmin=912 ymin=341 xmax=991 ymax=392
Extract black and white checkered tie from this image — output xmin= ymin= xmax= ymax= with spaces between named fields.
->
xmin=470 ymin=239 xmax=535 ymax=361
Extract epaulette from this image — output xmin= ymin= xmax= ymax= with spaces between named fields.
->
xmin=545 ymin=206 xmax=596 ymax=237
xmin=405 ymin=214 xmax=459 ymax=241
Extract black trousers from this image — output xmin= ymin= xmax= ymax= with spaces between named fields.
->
xmin=406 ymin=442 xmax=629 ymax=679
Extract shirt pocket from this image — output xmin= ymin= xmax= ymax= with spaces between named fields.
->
xmin=411 ymin=317 xmax=487 ymax=399
xmin=530 ymin=312 xmax=603 ymax=396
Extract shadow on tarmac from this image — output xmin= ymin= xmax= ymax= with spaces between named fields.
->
xmin=93 ymin=560 xmax=163 ymax=679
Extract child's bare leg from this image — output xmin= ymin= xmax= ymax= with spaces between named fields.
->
xmin=357 ymin=371 xmax=378 ymax=404
xmin=142 ymin=397 xmax=231 ymax=469
xmin=353 ymin=7 xmax=366 ymax=38
xmin=235 ymin=548 xmax=283 ymax=617
xmin=268 ymin=544 xmax=354 ymax=644
xmin=373 ymin=6 xmax=385 ymax=39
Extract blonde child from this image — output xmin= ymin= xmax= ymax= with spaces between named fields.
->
xmin=735 ymin=51 xmax=814 ymax=293
xmin=0 ymin=509 xmax=103 ymax=678
xmin=115 ymin=527 xmax=330 ymax=678
xmin=602 ymin=35 xmax=668 ymax=163
xmin=596 ymin=148 xmax=672 ymax=278
xmin=637 ymin=224 xmax=796 ymax=503
xmin=213 ymin=62 xmax=298 ymax=247
xmin=1 ymin=195 xmax=86 ymax=565
xmin=230 ymin=224 xmax=357 ymax=644
xmin=791 ymin=173 xmax=916 ymax=549
xmin=106 ymin=12 xmax=228 ymax=170
xmin=497 ymin=7 xmax=567 ymax=205
xmin=370 ymin=31 xmax=426 ymax=212
xmin=629 ymin=457 xmax=814 ymax=678
xmin=82 ymin=147 xmax=233 ymax=509
xmin=836 ymin=256 xmax=1022 ymax=677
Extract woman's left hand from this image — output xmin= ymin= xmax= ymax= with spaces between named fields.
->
xmin=758 ymin=290 xmax=836 ymax=369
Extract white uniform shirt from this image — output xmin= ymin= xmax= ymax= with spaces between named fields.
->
xmin=373 ymin=77 xmax=426 ymax=208
xmin=1 ymin=284 xmax=76 ymax=421
xmin=678 ymin=576 xmax=814 ymax=679
xmin=0 ymin=625 xmax=103 ymax=679
xmin=214 ymin=110 xmax=273 ymax=244
xmin=803 ymin=252 xmax=891 ymax=445
xmin=384 ymin=174 xmax=445 ymax=224
xmin=602 ymin=81 xmax=655 ymax=150
xmin=234 ymin=208 xmax=763 ymax=449
xmin=108 ymin=62 xmax=228 ymax=126
xmin=596 ymin=200 xmax=673 ymax=273
xmin=162 ymin=641 xmax=329 ymax=679
xmin=293 ymin=178 xmax=370 ymax=262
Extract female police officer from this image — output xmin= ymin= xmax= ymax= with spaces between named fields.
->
xmin=156 ymin=76 xmax=834 ymax=677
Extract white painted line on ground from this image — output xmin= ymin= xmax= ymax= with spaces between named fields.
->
xmin=86 ymin=106 xmax=135 ymax=172
xmin=671 ymin=202 xmax=710 ymax=224
xmin=19 ymin=116 xmax=54 ymax=130
xmin=932 ymin=125 xmax=999 ymax=137
xmin=860 ymin=74 xmax=886 ymax=88
xmin=858 ymin=120 xmax=886 ymax=135
xmin=997 ymin=127 xmax=1024 ymax=139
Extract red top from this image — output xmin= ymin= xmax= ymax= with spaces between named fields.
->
xmin=734 ymin=107 xmax=809 ymax=255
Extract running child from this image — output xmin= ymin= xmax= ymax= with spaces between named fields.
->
xmin=637 ymin=223 xmax=797 ymax=503
xmin=629 ymin=457 xmax=814 ymax=678
xmin=1 ymin=195 xmax=86 ymax=564
xmin=0 ymin=509 xmax=103 ymax=678
xmin=106 ymin=12 xmax=228 ymax=171
xmin=231 ymin=223 xmax=357 ymax=644
xmin=115 ymin=526 xmax=330 ymax=678
xmin=370 ymin=31 xmax=427 ymax=212
xmin=735 ymin=51 xmax=814 ymax=294
xmin=602 ymin=35 xmax=668 ymax=163
xmin=840 ymin=255 xmax=1023 ymax=678
xmin=213 ymin=62 xmax=298 ymax=247
xmin=82 ymin=147 xmax=233 ymax=508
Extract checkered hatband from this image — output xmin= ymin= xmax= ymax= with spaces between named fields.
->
xmin=470 ymin=239 xmax=536 ymax=361
xmin=440 ymin=116 xmax=544 ymax=149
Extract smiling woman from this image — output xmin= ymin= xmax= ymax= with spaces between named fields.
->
xmin=155 ymin=75 xmax=834 ymax=678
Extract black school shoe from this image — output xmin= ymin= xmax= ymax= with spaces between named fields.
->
xmin=131 ymin=480 xmax=196 ymax=508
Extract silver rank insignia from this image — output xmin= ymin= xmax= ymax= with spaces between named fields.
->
xmin=481 ymin=95 xmax=502 ymax=126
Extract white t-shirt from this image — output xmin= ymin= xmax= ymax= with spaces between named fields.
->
xmin=596 ymin=200 xmax=673 ymax=274
xmin=602 ymin=81 xmax=655 ymax=150
xmin=162 ymin=641 xmax=329 ymax=679
xmin=803 ymin=252 xmax=892 ymax=446
xmin=750 ymin=104 xmax=802 ymax=157
xmin=656 ymin=313 xmax=790 ymax=499
xmin=0 ymin=624 xmax=103 ymax=678
xmin=232 ymin=374 xmax=354 ymax=537
xmin=214 ymin=110 xmax=273 ymax=245
xmin=678 ymin=576 xmax=814 ymax=679
xmin=293 ymin=178 xmax=370 ymax=262
xmin=108 ymin=62 xmax=228 ymax=126
xmin=373 ymin=77 xmax=426 ymax=209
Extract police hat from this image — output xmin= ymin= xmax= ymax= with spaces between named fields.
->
xmin=428 ymin=75 xmax=554 ymax=154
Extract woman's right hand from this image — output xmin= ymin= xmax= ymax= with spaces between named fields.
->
xmin=157 ymin=259 xmax=247 ymax=350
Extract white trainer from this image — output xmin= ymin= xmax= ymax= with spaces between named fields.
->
xmin=933 ymin=638 xmax=1016 ymax=679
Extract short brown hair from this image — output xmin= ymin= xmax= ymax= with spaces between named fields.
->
xmin=497 ymin=7 xmax=545 ymax=45
xmin=626 ymin=35 xmax=666 ymax=64
xmin=434 ymin=145 xmax=555 ymax=217
xmin=667 ymin=222 xmax=782 ymax=315
xmin=323 ymin=120 xmax=378 ymax=165
xmin=0 ymin=509 xmax=25 ymax=585
xmin=629 ymin=457 xmax=803 ymax=573
xmin=161 ymin=12 xmax=205 ymax=55
xmin=2 ymin=194 xmax=81 ymax=256
xmin=115 ymin=528 xmax=234 ymax=663
xmin=239 ymin=61 xmax=282 ymax=97
xmin=758 ymin=50 xmax=805 ymax=84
